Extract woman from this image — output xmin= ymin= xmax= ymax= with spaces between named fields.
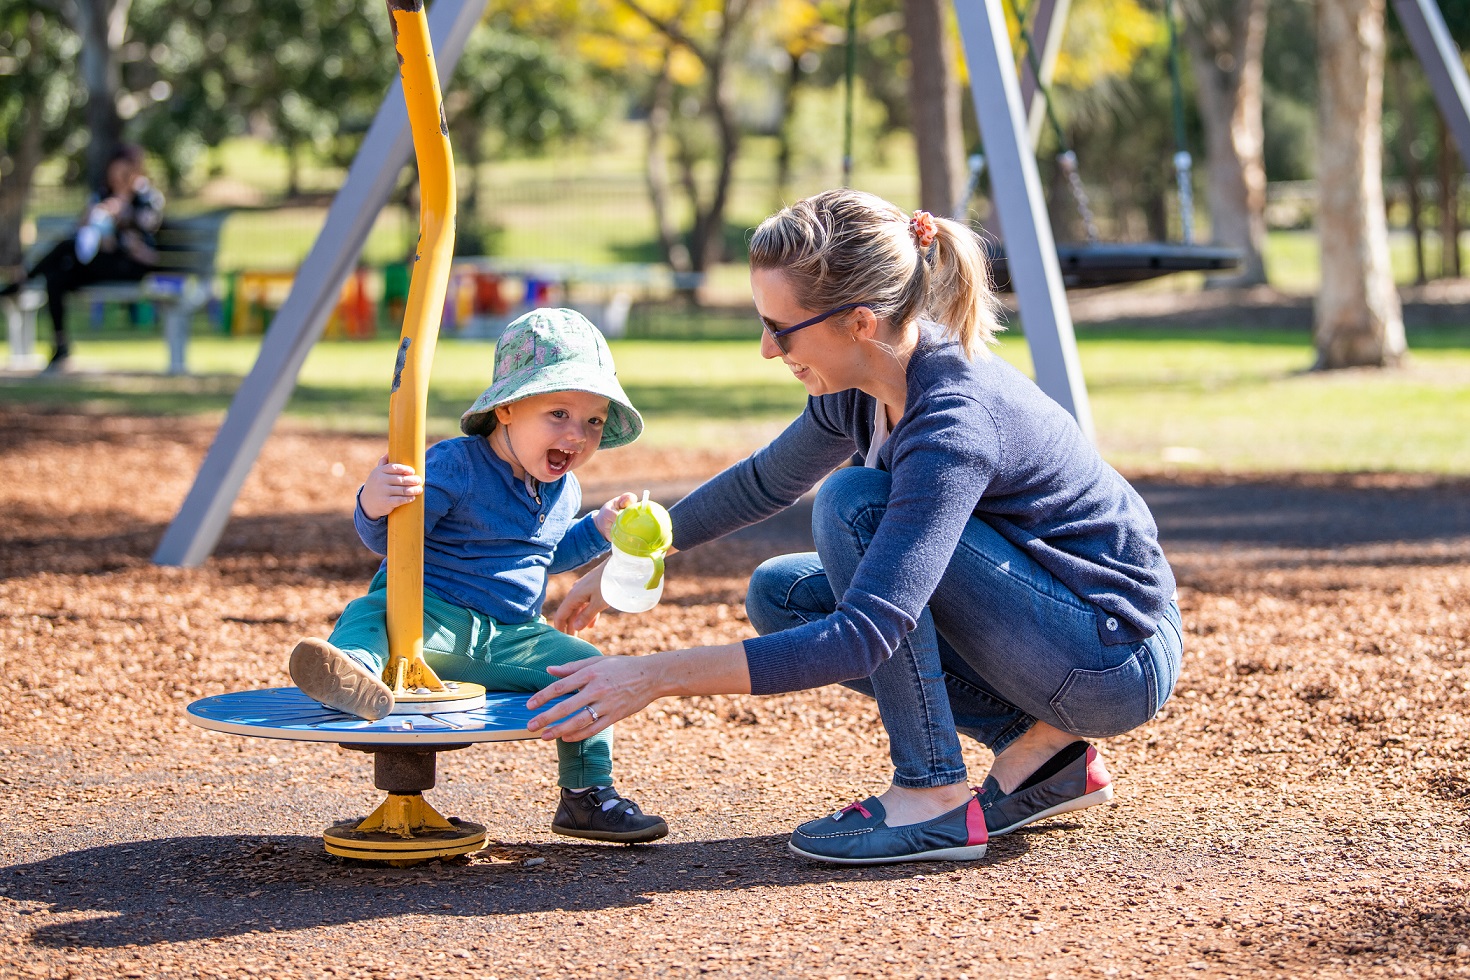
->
xmin=528 ymin=188 xmax=1183 ymax=865
xmin=2 ymin=144 xmax=164 ymax=370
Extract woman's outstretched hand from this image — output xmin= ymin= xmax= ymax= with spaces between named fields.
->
xmin=552 ymin=561 xmax=610 ymax=634
xmin=525 ymin=642 xmax=754 ymax=743
xmin=525 ymin=654 xmax=662 ymax=742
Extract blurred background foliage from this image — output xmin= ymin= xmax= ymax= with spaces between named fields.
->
xmin=2 ymin=0 xmax=1469 ymax=282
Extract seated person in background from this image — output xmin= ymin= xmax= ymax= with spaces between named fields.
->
xmin=1 ymin=143 xmax=165 ymax=370
xmin=287 ymin=308 xmax=668 ymax=845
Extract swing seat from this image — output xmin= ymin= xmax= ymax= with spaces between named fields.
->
xmin=985 ymin=242 xmax=1244 ymax=291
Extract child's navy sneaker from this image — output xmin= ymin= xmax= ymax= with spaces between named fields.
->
xmin=288 ymin=637 xmax=395 ymax=721
xmin=787 ymin=792 xmax=988 ymax=865
xmin=552 ymin=787 xmax=668 ymax=843
xmin=977 ymin=740 xmax=1114 ymax=836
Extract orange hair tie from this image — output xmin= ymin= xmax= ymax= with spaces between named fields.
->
xmin=910 ymin=210 xmax=937 ymax=250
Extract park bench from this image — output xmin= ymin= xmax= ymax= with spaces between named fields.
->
xmin=3 ymin=209 xmax=230 ymax=374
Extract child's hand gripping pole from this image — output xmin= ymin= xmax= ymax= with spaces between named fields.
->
xmin=383 ymin=0 xmax=456 ymax=696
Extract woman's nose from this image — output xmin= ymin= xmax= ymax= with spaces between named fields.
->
xmin=759 ymin=327 xmax=782 ymax=360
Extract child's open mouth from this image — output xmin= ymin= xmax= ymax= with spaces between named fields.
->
xmin=546 ymin=448 xmax=575 ymax=475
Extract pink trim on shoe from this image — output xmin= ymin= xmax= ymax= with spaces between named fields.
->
xmin=1084 ymin=745 xmax=1112 ymax=795
xmin=964 ymin=795 xmax=988 ymax=847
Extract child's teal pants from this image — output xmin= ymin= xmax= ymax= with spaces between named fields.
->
xmin=328 ymin=570 xmax=611 ymax=789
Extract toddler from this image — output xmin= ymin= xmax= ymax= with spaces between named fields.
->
xmin=289 ymin=308 xmax=665 ymax=843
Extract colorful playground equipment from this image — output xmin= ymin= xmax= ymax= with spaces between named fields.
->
xmin=220 ymin=263 xmax=569 ymax=340
xmin=225 ymin=266 xmax=394 ymax=339
xmin=187 ymin=0 xmax=540 ymax=864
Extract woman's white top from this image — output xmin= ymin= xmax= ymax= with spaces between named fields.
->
xmin=864 ymin=397 xmax=891 ymax=468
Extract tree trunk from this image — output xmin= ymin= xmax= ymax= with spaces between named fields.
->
xmin=1438 ymin=118 xmax=1460 ymax=277
xmin=1315 ymin=0 xmax=1405 ymax=370
xmin=687 ymin=50 xmax=740 ymax=271
xmin=1392 ymin=59 xmax=1427 ymax=284
xmin=1183 ymin=0 xmax=1269 ymax=286
xmin=0 ymin=14 xmax=50 ymax=270
xmin=904 ymin=0 xmax=965 ymax=216
xmin=460 ymin=123 xmax=481 ymax=227
xmin=285 ymin=141 xmax=301 ymax=201
xmin=619 ymin=0 xmax=747 ymax=283
xmin=774 ymin=48 xmax=803 ymax=209
xmin=0 ymin=121 xmax=43 ymax=270
xmin=643 ymin=55 xmax=691 ymax=274
xmin=74 ymin=0 xmax=131 ymax=189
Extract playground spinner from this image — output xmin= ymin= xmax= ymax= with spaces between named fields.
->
xmin=325 ymin=0 xmax=488 ymax=863
xmin=188 ymin=0 xmax=510 ymax=865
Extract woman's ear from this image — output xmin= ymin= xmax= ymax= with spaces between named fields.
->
xmin=851 ymin=304 xmax=882 ymax=342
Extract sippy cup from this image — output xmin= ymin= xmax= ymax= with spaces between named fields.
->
xmin=601 ymin=491 xmax=673 ymax=613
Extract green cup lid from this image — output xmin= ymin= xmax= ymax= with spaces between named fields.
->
xmin=611 ymin=492 xmax=673 ymax=558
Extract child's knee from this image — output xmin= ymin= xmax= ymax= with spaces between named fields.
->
xmin=535 ymin=626 xmax=603 ymax=666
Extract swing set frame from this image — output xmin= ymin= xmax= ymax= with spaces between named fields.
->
xmin=154 ymin=0 xmax=1470 ymax=567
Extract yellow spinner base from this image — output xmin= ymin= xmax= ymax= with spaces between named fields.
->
xmin=389 ymin=681 xmax=488 ymax=715
xmin=324 ymin=792 xmax=486 ymax=865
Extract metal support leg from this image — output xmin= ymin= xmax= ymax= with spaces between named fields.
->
xmin=4 ymin=290 xmax=45 ymax=371
xmin=1017 ymin=0 xmax=1072 ymax=150
xmin=953 ymin=0 xmax=1094 ymax=439
xmin=161 ymin=302 xmax=189 ymax=376
xmin=1392 ymin=0 xmax=1470 ymax=164
xmin=152 ymin=0 xmax=487 ymax=567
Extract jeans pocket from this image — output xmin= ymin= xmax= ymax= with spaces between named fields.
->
xmin=1049 ymin=650 xmax=1157 ymax=738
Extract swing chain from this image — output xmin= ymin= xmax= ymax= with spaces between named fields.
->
xmin=1174 ymin=150 xmax=1195 ymax=245
xmin=1009 ymin=0 xmax=1098 ymax=243
xmin=1164 ymin=0 xmax=1195 ymax=243
xmin=1058 ymin=150 xmax=1100 ymax=243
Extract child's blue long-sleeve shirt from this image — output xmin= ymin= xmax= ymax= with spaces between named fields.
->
xmin=668 ymin=323 xmax=1177 ymax=696
xmin=354 ymin=435 xmax=607 ymax=624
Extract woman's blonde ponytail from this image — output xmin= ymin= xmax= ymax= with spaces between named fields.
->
xmin=750 ymin=190 xmax=1003 ymax=359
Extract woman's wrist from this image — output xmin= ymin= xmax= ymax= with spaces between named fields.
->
xmin=654 ymin=642 xmax=751 ymax=698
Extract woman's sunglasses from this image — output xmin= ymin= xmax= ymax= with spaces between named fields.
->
xmin=759 ymin=302 xmax=870 ymax=355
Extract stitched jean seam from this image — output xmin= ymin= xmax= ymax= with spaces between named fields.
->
xmin=950 ymin=528 xmax=1093 ymax=618
xmin=781 ymin=570 xmax=830 ymax=626
xmin=940 ymin=668 xmax=1033 ymax=755
xmin=842 ymin=500 xmax=956 ymax=786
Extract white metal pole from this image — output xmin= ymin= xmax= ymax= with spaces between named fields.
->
xmin=953 ymin=0 xmax=1094 ymax=438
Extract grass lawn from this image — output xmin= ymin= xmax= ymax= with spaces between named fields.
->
xmin=3 ymin=320 xmax=1467 ymax=475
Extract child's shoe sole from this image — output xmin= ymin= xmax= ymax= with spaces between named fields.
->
xmin=289 ymin=638 xmax=394 ymax=721
xmin=551 ymin=786 xmax=668 ymax=843
xmin=552 ymin=821 xmax=669 ymax=844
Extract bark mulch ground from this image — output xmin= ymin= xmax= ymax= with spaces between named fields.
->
xmin=2 ymin=407 xmax=1468 ymax=979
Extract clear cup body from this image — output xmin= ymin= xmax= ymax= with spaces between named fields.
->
xmin=600 ymin=546 xmax=664 ymax=613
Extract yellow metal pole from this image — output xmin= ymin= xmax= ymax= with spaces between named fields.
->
xmin=383 ymin=0 xmax=455 ymax=693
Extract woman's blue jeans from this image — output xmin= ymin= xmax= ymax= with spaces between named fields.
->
xmin=745 ymin=467 xmax=1183 ymax=789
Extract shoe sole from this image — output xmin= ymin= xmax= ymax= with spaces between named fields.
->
xmin=988 ymin=784 xmax=1114 ymax=837
xmin=552 ymin=820 xmax=669 ymax=844
xmin=786 ymin=841 xmax=988 ymax=865
xmin=289 ymin=639 xmax=394 ymax=721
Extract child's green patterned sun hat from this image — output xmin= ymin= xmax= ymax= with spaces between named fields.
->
xmin=460 ymin=308 xmax=643 ymax=450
